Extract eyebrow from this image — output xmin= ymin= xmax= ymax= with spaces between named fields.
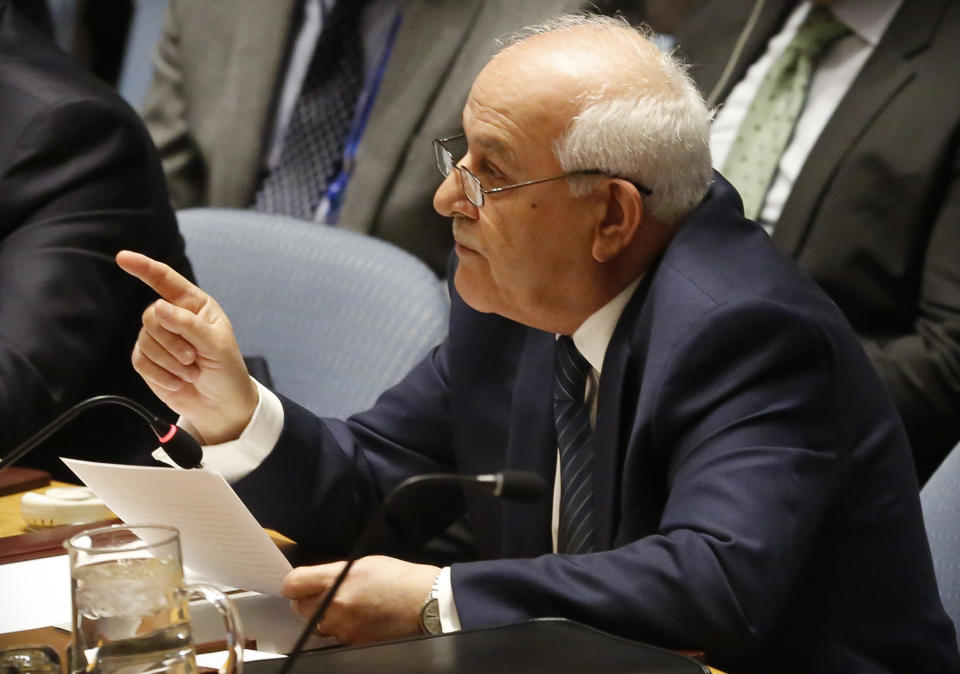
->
xmin=471 ymin=134 xmax=518 ymax=169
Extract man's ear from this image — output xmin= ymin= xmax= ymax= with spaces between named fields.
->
xmin=592 ymin=179 xmax=644 ymax=263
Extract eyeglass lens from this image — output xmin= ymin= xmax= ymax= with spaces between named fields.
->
xmin=459 ymin=167 xmax=482 ymax=206
xmin=436 ymin=141 xmax=483 ymax=206
xmin=435 ymin=143 xmax=454 ymax=176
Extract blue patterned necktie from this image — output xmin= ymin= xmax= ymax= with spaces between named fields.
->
xmin=554 ymin=336 xmax=597 ymax=554
xmin=254 ymin=2 xmax=364 ymax=219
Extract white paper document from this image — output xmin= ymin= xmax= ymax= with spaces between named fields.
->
xmin=62 ymin=459 xmax=292 ymax=596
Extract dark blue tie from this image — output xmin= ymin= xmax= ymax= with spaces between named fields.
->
xmin=554 ymin=336 xmax=597 ymax=554
xmin=254 ymin=2 xmax=364 ymax=219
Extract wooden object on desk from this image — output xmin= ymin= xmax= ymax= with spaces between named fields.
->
xmin=0 ymin=479 xmax=75 ymax=539
xmin=2 ymin=481 xmax=297 ymax=564
xmin=0 ymin=627 xmax=70 ymax=672
xmin=1 ymin=476 xmax=123 ymax=564
xmin=266 ymin=529 xmax=297 ymax=561
xmin=0 ymin=466 xmax=51 ymax=497
xmin=0 ymin=626 xmax=257 ymax=672
xmin=0 ymin=517 xmax=122 ymax=564
xmin=0 ymin=521 xmax=296 ymax=566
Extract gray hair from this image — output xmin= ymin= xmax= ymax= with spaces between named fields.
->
xmin=503 ymin=14 xmax=713 ymax=225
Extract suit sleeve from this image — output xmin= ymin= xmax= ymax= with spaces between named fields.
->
xmin=861 ymin=154 xmax=960 ymax=478
xmin=232 ymin=341 xmax=465 ymax=557
xmin=140 ymin=0 xmax=204 ymax=209
xmin=449 ymin=301 xmax=848 ymax=661
xmin=0 ymin=95 xmax=176 ymax=451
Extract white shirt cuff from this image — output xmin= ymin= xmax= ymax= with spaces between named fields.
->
xmin=437 ymin=565 xmax=462 ymax=633
xmin=151 ymin=378 xmax=284 ymax=483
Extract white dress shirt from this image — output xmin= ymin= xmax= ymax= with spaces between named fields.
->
xmin=710 ymin=0 xmax=901 ymax=232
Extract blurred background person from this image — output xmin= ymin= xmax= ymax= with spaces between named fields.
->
xmin=12 ymin=0 xmax=136 ymax=87
xmin=139 ymin=0 xmax=682 ymax=276
xmin=0 ymin=0 xmax=193 ymax=480
xmin=675 ymin=0 xmax=960 ymax=482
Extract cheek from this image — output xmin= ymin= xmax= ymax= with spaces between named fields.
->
xmin=479 ymin=196 xmax=573 ymax=280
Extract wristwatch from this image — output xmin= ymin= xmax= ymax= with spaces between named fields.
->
xmin=419 ymin=572 xmax=443 ymax=635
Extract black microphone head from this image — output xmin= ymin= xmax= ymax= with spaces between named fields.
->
xmin=496 ymin=470 xmax=547 ymax=502
xmin=158 ymin=425 xmax=203 ymax=469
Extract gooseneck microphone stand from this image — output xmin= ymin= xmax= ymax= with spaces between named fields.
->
xmin=0 ymin=394 xmax=203 ymax=473
xmin=279 ymin=470 xmax=545 ymax=674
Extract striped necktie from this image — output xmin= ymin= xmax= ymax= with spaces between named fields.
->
xmin=722 ymin=7 xmax=850 ymax=220
xmin=553 ymin=336 xmax=597 ymax=554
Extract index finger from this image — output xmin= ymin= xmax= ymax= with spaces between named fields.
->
xmin=117 ymin=250 xmax=205 ymax=313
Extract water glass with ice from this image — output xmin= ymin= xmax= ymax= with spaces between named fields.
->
xmin=64 ymin=524 xmax=243 ymax=674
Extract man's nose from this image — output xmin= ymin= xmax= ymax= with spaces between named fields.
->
xmin=433 ymin=170 xmax=478 ymax=219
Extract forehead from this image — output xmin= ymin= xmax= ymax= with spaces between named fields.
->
xmin=462 ymin=43 xmax=585 ymax=164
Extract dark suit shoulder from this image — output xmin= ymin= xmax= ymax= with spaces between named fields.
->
xmin=0 ymin=4 xmax=147 ymax=166
xmin=652 ymin=178 xmax=838 ymax=317
xmin=0 ymin=0 xmax=188 ymax=265
xmin=0 ymin=0 xmax=129 ymax=106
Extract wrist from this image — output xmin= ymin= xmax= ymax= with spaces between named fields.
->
xmin=194 ymin=379 xmax=260 ymax=445
xmin=419 ymin=570 xmax=444 ymax=635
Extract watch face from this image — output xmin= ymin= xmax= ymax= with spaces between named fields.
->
xmin=421 ymin=597 xmax=442 ymax=635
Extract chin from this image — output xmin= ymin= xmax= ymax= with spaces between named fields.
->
xmin=453 ymin=266 xmax=498 ymax=315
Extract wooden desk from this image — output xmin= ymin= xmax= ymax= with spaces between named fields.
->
xmin=0 ymin=471 xmax=123 ymax=565
xmin=0 ymin=478 xmax=721 ymax=673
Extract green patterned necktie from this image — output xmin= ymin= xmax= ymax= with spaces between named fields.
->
xmin=722 ymin=7 xmax=850 ymax=221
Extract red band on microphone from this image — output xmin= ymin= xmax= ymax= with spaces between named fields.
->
xmin=158 ymin=424 xmax=177 ymax=444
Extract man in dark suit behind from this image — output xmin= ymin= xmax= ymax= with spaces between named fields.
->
xmin=675 ymin=0 xmax=960 ymax=483
xmin=119 ymin=14 xmax=959 ymax=673
xmin=0 ymin=0 xmax=193 ymax=479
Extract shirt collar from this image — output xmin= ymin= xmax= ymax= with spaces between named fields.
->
xmin=568 ymin=277 xmax=642 ymax=375
xmin=809 ymin=0 xmax=901 ymax=48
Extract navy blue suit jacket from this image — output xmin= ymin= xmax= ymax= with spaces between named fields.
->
xmin=235 ymin=176 xmax=960 ymax=673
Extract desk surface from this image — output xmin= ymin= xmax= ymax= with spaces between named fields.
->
xmin=249 ymin=619 xmax=712 ymax=674
xmin=0 ymin=484 xmax=724 ymax=673
xmin=0 ymin=480 xmax=74 ymax=538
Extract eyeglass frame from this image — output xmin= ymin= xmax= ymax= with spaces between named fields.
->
xmin=434 ymin=134 xmax=653 ymax=208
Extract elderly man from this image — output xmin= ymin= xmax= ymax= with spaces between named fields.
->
xmin=117 ymin=15 xmax=960 ymax=674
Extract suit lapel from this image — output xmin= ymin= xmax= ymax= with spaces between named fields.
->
xmin=499 ymin=329 xmax=556 ymax=558
xmin=773 ymin=0 xmax=947 ymax=256
xmin=339 ymin=0 xmax=482 ymax=233
xmin=591 ymin=273 xmax=656 ymax=550
xmin=494 ymin=273 xmax=658 ymax=555
xmin=212 ymin=0 xmax=298 ymax=207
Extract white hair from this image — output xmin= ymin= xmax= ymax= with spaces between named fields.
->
xmin=504 ymin=14 xmax=714 ymax=225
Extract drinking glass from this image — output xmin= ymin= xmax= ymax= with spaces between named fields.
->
xmin=64 ymin=524 xmax=243 ymax=674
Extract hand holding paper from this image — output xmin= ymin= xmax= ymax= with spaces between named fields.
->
xmin=64 ymin=458 xmax=292 ymax=595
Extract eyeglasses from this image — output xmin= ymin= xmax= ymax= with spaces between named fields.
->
xmin=433 ymin=133 xmax=652 ymax=207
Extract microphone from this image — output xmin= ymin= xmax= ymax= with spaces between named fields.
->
xmin=472 ymin=469 xmax=545 ymax=501
xmin=0 ymin=394 xmax=203 ymax=473
xmin=279 ymin=469 xmax=547 ymax=674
